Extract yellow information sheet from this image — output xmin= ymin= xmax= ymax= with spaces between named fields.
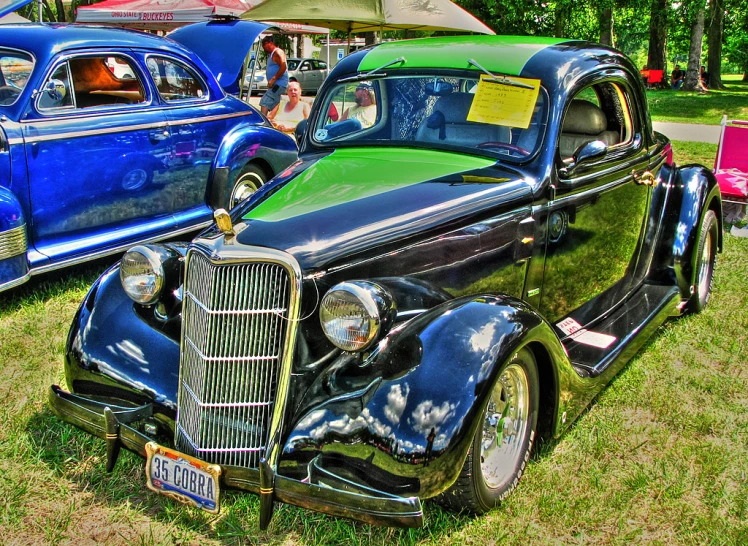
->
xmin=466 ymin=75 xmax=541 ymax=129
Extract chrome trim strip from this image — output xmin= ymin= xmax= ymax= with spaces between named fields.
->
xmin=0 ymin=225 xmax=27 ymax=260
xmin=550 ymin=172 xmax=636 ymax=207
xmin=21 ymin=111 xmax=253 ymax=143
xmin=0 ymin=272 xmax=31 ymax=293
xmin=29 ymin=220 xmax=212 ymax=275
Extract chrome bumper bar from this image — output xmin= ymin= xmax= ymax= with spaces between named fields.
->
xmin=48 ymin=385 xmax=423 ymax=528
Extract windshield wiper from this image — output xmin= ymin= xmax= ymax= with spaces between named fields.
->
xmin=468 ymin=58 xmax=536 ymax=90
xmin=337 ymin=56 xmax=406 ymax=83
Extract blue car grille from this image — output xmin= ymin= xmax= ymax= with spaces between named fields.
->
xmin=175 ymin=249 xmax=293 ymax=469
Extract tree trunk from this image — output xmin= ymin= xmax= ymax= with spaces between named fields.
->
xmin=706 ymin=0 xmax=725 ymax=89
xmin=41 ymin=0 xmax=56 ymax=21
xmin=363 ymin=32 xmax=376 ymax=46
xmin=647 ymin=0 xmax=668 ymax=74
xmin=681 ymin=5 xmax=706 ymax=92
xmin=599 ymin=7 xmax=614 ymax=46
xmin=55 ymin=0 xmax=65 ymax=22
xmin=554 ymin=1 xmax=570 ymax=38
xmin=296 ymin=36 xmax=303 ymax=58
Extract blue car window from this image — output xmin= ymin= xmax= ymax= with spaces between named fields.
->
xmin=146 ymin=56 xmax=206 ymax=102
xmin=38 ymin=63 xmax=74 ymax=111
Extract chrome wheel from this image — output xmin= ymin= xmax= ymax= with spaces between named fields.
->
xmin=480 ymin=362 xmax=530 ymax=489
xmin=121 ymin=168 xmax=149 ymax=191
xmin=696 ymin=228 xmax=714 ymax=303
xmin=230 ymin=168 xmax=264 ymax=207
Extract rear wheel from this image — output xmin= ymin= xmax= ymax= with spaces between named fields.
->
xmin=229 ymin=164 xmax=266 ymax=209
xmin=437 ymin=348 xmax=539 ymax=513
xmin=687 ymin=209 xmax=718 ymax=313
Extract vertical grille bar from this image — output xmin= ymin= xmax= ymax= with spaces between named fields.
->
xmin=176 ymin=250 xmax=294 ymax=469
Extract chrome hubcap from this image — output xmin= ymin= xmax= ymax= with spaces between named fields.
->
xmin=231 ymin=173 xmax=263 ymax=207
xmin=480 ymin=362 xmax=529 ymax=488
xmin=122 ymin=168 xmax=148 ymax=191
xmin=697 ymin=230 xmax=713 ymax=301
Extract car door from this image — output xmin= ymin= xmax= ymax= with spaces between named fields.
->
xmin=23 ymin=51 xmax=174 ymax=263
xmin=144 ymin=53 xmax=242 ymax=228
xmin=314 ymin=60 xmax=329 ymax=92
xmin=297 ymin=60 xmax=315 ymax=91
xmin=539 ymin=77 xmax=652 ymax=328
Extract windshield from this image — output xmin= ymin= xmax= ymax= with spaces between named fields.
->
xmin=287 ymin=59 xmax=300 ymax=70
xmin=0 ymin=49 xmax=34 ymax=106
xmin=311 ymin=73 xmax=548 ymax=161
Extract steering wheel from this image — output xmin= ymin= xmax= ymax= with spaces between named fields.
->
xmin=477 ymin=141 xmax=531 ymax=157
xmin=0 ymin=85 xmax=20 ymax=104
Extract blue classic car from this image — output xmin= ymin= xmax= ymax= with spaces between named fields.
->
xmin=0 ymin=21 xmax=297 ymax=293
xmin=50 ymin=36 xmax=721 ymax=528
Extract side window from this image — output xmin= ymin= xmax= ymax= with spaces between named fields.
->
xmin=558 ymin=82 xmax=633 ymax=160
xmin=38 ymin=63 xmax=74 ymax=110
xmin=317 ymin=61 xmax=327 ymax=70
xmin=300 ymin=61 xmax=310 ymax=71
xmin=146 ymin=56 xmax=206 ymax=101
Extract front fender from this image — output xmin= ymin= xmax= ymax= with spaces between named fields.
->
xmin=64 ymin=262 xmax=181 ymax=415
xmin=279 ymin=295 xmax=562 ymax=499
xmin=0 ymin=186 xmax=29 ymax=292
xmin=208 ymin=123 xmax=298 ymax=205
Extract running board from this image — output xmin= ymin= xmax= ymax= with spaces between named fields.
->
xmin=566 ymin=284 xmax=681 ymax=378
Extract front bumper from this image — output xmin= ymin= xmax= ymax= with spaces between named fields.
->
xmin=49 ymin=385 xmax=423 ymax=528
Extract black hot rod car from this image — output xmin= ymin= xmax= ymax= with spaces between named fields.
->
xmin=50 ymin=35 xmax=722 ymax=528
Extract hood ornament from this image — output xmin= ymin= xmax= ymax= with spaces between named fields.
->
xmin=213 ymin=208 xmax=234 ymax=236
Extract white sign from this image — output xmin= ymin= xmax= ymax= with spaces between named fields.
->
xmin=337 ymin=48 xmax=345 ymax=61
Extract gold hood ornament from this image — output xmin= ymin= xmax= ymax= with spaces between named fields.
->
xmin=213 ymin=209 xmax=234 ymax=235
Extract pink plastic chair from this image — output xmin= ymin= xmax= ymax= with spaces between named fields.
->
xmin=714 ymin=115 xmax=748 ymax=224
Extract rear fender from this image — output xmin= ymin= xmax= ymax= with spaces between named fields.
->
xmin=652 ymin=164 xmax=722 ymax=299
xmin=280 ymin=295 xmax=564 ymax=499
xmin=208 ymin=124 xmax=297 ymax=208
xmin=0 ymin=186 xmax=29 ymax=292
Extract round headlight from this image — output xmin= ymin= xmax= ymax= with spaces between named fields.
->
xmin=120 ymin=245 xmax=165 ymax=305
xmin=320 ymin=281 xmax=395 ymax=352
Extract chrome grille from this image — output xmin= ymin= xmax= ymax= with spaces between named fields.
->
xmin=175 ymin=249 xmax=294 ymax=468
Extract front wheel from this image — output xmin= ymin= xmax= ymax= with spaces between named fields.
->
xmin=436 ymin=347 xmax=539 ymax=513
xmin=229 ymin=164 xmax=267 ymax=209
xmin=687 ymin=209 xmax=718 ymax=313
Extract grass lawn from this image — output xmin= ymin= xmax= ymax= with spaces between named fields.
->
xmin=1 ymin=229 xmax=746 ymax=543
xmin=647 ymin=74 xmax=748 ymax=125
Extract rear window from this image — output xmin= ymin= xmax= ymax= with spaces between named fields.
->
xmin=0 ymin=49 xmax=34 ymax=106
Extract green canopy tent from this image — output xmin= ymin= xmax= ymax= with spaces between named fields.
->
xmin=240 ymin=0 xmax=494 ymax=35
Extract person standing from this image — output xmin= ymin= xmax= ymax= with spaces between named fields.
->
xmin=259 ymin=35 xmax=288 ymax=116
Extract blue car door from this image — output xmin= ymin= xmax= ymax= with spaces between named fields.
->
xmin=23 ymin=51 xmax=175 ymax=263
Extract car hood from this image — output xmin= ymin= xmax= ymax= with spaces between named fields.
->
xmin=233 ymin=147 xmax=533 ymax=271
xmin=169 ymin=20 xmax=269 ymax=94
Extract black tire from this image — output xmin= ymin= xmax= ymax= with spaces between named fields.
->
xmin=227 ymin=164 xmax=267 ymax=209
xmin=687 ymin=209 xmax=718 ymax=314
xmin=436 ymin=347 xmax=539 ymax=514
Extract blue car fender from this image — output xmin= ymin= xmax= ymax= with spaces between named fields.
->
xmin=280 ymin=295 xmax=565 ymax=499
xmin=0 ymin=186 xmax=30 ymax=291
xmin=208 ymin=122 xmax=297 ymax=208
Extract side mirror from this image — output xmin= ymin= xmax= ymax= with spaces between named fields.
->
xmin=559 ymin=140 xmax=607 ymax=178
xmin=295 ymin=119 xmax=308 ymax=142
xmin=44 ymin=79 xmax=66 ymax=101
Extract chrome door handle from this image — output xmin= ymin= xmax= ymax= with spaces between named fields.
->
xmin=632 ymin=169 xmax=656 ymax=186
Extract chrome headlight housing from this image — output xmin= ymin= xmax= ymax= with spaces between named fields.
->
xmin=320 ymin=281 xmax=396 ymax=352
xmin=120 ymin=245 xmax=166 ymax=305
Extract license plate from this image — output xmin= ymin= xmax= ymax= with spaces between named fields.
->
xmin=252 ymin=84 xmax=258 ymax=89
xmin=145 ymin=442 xmax=221 ymax=513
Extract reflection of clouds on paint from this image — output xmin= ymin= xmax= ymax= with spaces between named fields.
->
xmin=296 ymin=409 xmax=326 ymax=430
xmin=396 ymin=438 xmax=425 ymax=453
xmin=432 ymin=432 xmax=448 ymax=450
xmin=471 ymin=316 xmax=508 ymax=382
xmin=107 ymin=340 xmax=148 ymax=367
xmin=470 ymin=321 xmax=496 ymax=353
xmin=309 ymin=408 xmax=392 ymax=440
xmin=409 ymin=399 xmax=456 ymax=435
xmin=383 ymin=383 xmax=410 ymax=424
xmin=676 ymin=221 xmax=687 ymax=247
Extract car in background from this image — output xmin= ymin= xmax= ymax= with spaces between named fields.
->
xmin=0 ymin=21 xmax=297 ymax=294
xmin=50 ymin=36 xmax=722 ymax=529
xmin=244 ymin=57 xmax=329 ymax=95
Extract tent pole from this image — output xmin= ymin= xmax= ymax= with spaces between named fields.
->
xmin=38 ymin=0 xmax=42 ymax=22
xmin=326 ymin=31 xmax=330 ymax=67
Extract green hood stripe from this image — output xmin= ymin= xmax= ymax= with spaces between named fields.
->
xmin=358 ymin=36 xmax=571 ymax=76
xmin=243 ymin=148 xmax=494 ymax=223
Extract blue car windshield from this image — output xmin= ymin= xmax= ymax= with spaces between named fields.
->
xmin=312 ymin=73 xmax=548 ymax=162
xmin=0 ymin=49 xmax=34 ymax=107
